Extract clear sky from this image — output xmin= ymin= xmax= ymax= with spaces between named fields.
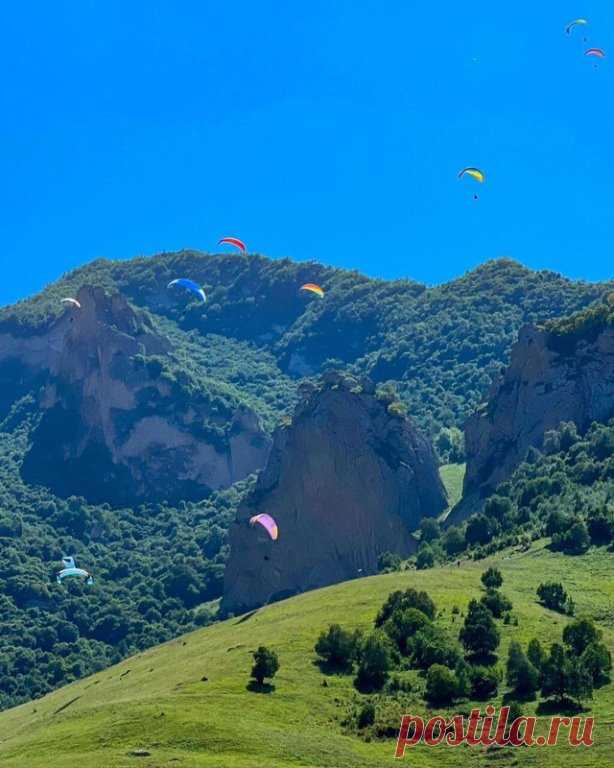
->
xmin=0 ymin=1 xmax=613 ymax=305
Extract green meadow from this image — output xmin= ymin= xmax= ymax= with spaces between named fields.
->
xmin=0 ymin=542 xmax=611 ymax=767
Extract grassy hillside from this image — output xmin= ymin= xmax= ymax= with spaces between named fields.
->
xmin=0 ymin=545 xmax=611 ymax=768
xmin=0 ymin=253 xmax=611 ymax=711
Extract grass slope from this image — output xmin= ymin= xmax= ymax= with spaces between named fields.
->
xmin=0 ymin=545 xmax=611 ymax=768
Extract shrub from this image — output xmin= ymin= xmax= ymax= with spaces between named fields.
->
xmin=354 ymin=631 xmax=394 ymax=693
xmin=536 ymin=582 xmax=572 ymax=614
xmin=506 ymin=641 xmax=539 ymax=696
xmin=480 ymin=589 xmax=512 ymax=619
xmin=375 ymin=589 xmax=436 ymax=626
xmin=459 ymin=600 xmax=500 ymax=660
xmin=384 ymin=608 xmax=431 ymax=656
xmin=480 ymin=567 xmax=503 ymax=589
xmin=250 ymin=646 xmax=279 ymax=686
xmin=563 ymin=617 xmax=601 ymax=656
xmin=443 ymin=526 xmax=465 ymax=556
xmin=425 ymin=664 xmax=459 ymax=706
xmin=357 ymin=701 xmax=376 ymax=729
xmin=416 ymin=545 xmax=435 ymax=570
xmin=314 ymin=624 xmax=361 ymax=670
xmin=377 ymin=551 xmax=402 ymax=573
xmin=580 ymin=642 xmax=612 ymax=685
xmin=419 ymin=517 xmax=441 ymax=543
xmin=469 ymin=665 xmax=499 ymax=700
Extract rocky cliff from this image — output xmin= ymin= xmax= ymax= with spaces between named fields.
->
xmin=2 ymin=286 xmax=270 ymax=503
xmin=452 ymin=317 xmax=614 ymax=521
xmin=222 ymin=373 xmax=447 ymax=614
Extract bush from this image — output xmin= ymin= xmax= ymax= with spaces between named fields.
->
xmin=443 ymin=526 xmax=465 ymax=557
xmin=425 ymin=664 xmax=459 ymax=706
xmin=506 ymin=641 xmax=539 ymax=696
xmin=357 ymin=701 xmax=376 ymax=729
xmin=562 ymin=617 xmax=601 ymax=656
xmin=384 ymin=608 xmax=431 ymax=656
xmin=469 ymin=665 xmax=499 ymax=700
xmin=315 ymin=624 xmax=361 ymax=671
xmin=536 ymin=582 xmax=572 ymax=614
xmin=377 ymin=551 xmax=402 ymax=573
xmin=480 ymin=567 xmax=503 ymax=589
xmin=416 ymin=545 xmax=435 ymax=570
xmin=480 ymin=589 xmax=512 ymax=619
xmin=409 ymin=627 xmax=462 ymax=670
xmin=465 ymin=515 xmax=497 ymax=546
xmin=541 ymin=643 xmax=593 ymax=705
xmin=375 ymin=589 xmax=436 ymax=626
xmin=459 ymin=600 xmax=500 ymax=660
xmin=354 ymin=631 xmax=394 ymax=693
xmin=419 ymin=517 xmax=441 ymax=543
xmin=580 ymin=642 xmax=612 ymax=685
xmin=250 ymin=646 xmax=279 ymax=686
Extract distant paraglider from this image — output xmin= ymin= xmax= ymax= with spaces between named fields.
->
xmin=585 ymin=47 xmax=605 ymax=59
xmin=61 ymin=298 xmax=81 ymax=309
xmin=167 ymin=278 xmax=207 ymax=303
xmin=218 ymin=236 xmax=247 ymax=253
xmin=566 ymin=18 xmax=588 ymax=36
xmin=300 ymin=283 xmax=325 ymax=298
xmin=249 ymin=513 xmax=279 ymax=541
xmin=458 ymin=167 xmax=485 ymax=200
xmin=57 ymin=557 xmax=93 ymax=585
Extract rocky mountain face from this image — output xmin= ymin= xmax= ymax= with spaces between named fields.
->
xmin=453 ymin=322 xmax=614 ymax=520
xmin=1 ymin=286 xmax=270 ymax=504
xmin=222 ymin=373 xmax=447 ymax=614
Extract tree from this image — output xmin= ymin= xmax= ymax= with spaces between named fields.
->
xmin=527 ymin=638 xmax=546 ymax=679
xmin=580 ymin=642 xmax=612 ymax=685
xmin=465 ymin=514 xmax=496 ymax=546
xmin=587 ymin=507 xmax=613 ymax=546
xmin=506 ymin=641 xmax=539 ymax=696
xmin=375 ymin=588 xmax=436 ymax=626
xmin=545 ymin=510 xmax=570 ymax=537
xmin=481 ymin=567 xmax=503 ymax=589
xmin=563 ymin=618 xmax=601 ymax=656
xmin=425 ymin=664 xmax=459 ymax=706
xmin=541 ymin=643 xmax=593 ymax=705
xmin=377 ymin=551 xmax=401 ymax=573
xmin=354 ymin=631 xmax=393 ymax=692
xmin=553 ymin=520 xmax=590 ymax=554
xmin=536 ymin=582 xmax=571 ymax=614
xmin=480 ymin=589 xmax=512 ymax=619
xmin=443 ymin=526 xmax=465 ymax=556
xmin=416 ymin=545 xmax=435 ymax=570
xmin=420 ymin=517 xmax=441 ymax=543
xmin=409 ymin=627 xmax=461 ymax=670
xmin=250 ymin=646 xmax=279 ymax=686
xmin=314 ymin=624 xmax=361 ymax=670
xmin=469 ymin=665 xmax=499 ymax=700
xmin=459 ymin=600 xmax=500 ymax=660
xmin=484 ymin=496 xmax=512 ymax=525
xmin=384 ymin=608 xmax=430 ymax=656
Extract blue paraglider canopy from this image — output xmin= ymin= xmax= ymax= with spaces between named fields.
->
xmin=167 ymin=278 xmax=207 ymax=303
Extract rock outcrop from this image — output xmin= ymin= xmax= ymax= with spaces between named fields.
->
xmin=222 ymin=373 xmax=447 ymax=614
xmin=5 ymin=286 xmax=270 ymax=503
xmin=452 ymin=322 xmax=614 ymax=521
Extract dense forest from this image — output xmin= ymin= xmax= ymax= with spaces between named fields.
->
xmin=0 ymin=251 xmax=611 ymax=710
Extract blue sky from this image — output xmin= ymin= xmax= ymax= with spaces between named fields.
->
xmin=0 ymin=1 xmax=613 ymax=305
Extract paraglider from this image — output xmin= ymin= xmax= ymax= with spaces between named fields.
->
xmin=167 ymin=278 xmax=207 ymax=303
xmin=61 ymin=298 xmax=81 ymax=309
xmin=566 ymin=18 xmax=588 ymax=36
xmin=218 ymin=236 xmax=247 ymax=253
xmin=585 ymin=47 xmax=605 ymax=58
xmin=300 ymin=283 xmax=325 ymax=298
xmin=249 ymin=513 xmax=279 ymax=541
xmin=458 ymin=167 xmax=485 ymax=200
xmin=57 ymin=556 xmax=93 ymax=585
